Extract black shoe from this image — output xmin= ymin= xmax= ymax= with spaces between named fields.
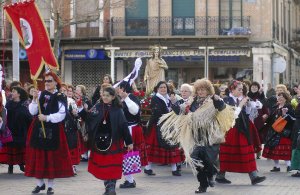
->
xmin=144 ymin=169 xmax=156 ymax=176
xmin=8 ymin=165 xmax=13 ymax=174
xmin=291 ymin=172 xmax=300 ymax=177
xmin=270 ymin=167 xmax=280 ymax=172
xmin=256 ymin=156 xmax=261 ymax=159
xmin=119 ymin=180 xmax=136 ymax=188
xmin=195 ymin=187 xmax=207 ymax=193
xmin=19 ymin=164 xmax=25 ymax=172
xmin=32 ymin=184 xmax=46 ymax=194
xmin=103 ymin=192 xmax=116 ymax=195
xmin=251 ymin=176 xmax=266 ymax=185
xmin=81 ymin=157 xmax=88 ymax=162
xmin=172 ymin=170 xmax=181 ymax=176
xmin=287 ymin=166 xmax=292 ymax=172
xmin=215 ymin=177 xmax=231 ymax=184
xmin=47 ymin=187 xmax=54 ymax=195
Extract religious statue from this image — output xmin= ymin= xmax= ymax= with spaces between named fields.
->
xmin=144 ymin=48 xmax=168 ymax=94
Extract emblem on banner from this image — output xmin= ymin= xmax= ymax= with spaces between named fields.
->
xmin=20 ymin=18 xmax=33 ymax=49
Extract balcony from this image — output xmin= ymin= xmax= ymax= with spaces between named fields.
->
xmin=111 ymin=16 xmax=250 ymax=37
xmin=61 ymin=20 xmax=109 ymax=39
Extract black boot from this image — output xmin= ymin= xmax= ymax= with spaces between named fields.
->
xmin=19 ymin=164 xmax=25 ymax=172
xmin=104 ymin=180 xmax=116 ymax=195
xmin=8 ymin=165 xmax=13 ymax=174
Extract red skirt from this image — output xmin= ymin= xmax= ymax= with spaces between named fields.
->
xmin=69 ymin=132 xmax=81 ymax=165
xmin=0 ymin=145 xmax=25 ymax=165
xmin=131 ymin=125 xmax=148 ymax=166
xmin=262 ymin=137 xmax=292 ymax=160
xmin=144 ymin=126 xmax=185 ymax=164
xmin=25 ymin=120 xmax=74 ymax=179
xmin=79 ymin=134 xmax=89 ymax=155
xmin=88 ymin=140 xmax=124 ymax=180
xmin=219 ymin=127 xmax=257 ymax=173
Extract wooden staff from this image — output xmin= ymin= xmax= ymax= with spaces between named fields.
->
xmin=33 ymin=79 xmax=46 ymax=138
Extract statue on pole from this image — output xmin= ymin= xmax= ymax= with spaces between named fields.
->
xmin=144 ymin=47 xmax=168 ymax=94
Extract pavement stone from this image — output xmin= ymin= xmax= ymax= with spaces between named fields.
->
xmin=0 ymin=158 xmax=300 ymax=195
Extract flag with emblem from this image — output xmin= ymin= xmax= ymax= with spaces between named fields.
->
xmin=4 ymin=0 xmax=58 ymax=80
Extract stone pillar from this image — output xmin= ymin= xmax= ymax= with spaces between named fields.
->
xmin=252 ymin=48 xmax=273 ymax=92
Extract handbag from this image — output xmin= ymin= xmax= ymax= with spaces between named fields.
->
xmin=95 ymin=133 xmax=112 ymax=152
xmin=0 ymin=126 xmax=13 ymax=144
xmin=122 ymin=151 xmax=142 ymax=175
xmin=272 ymin=116 xmax=288 ymax=133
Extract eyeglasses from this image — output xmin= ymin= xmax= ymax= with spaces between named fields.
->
xmin=44 ymin=79 xmax=53 ymax=83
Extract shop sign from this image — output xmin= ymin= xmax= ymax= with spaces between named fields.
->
xmin=65 ymin=49 xmax=105 ymax=60
xmin=109 ymin=49 xmax=251 ymax=58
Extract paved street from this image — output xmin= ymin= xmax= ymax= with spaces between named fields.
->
xmin=0 ymin=158 xmax=299 ymax=195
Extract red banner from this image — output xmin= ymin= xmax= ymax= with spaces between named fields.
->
xmin=4 ymin=0 xmax=58 ymax=80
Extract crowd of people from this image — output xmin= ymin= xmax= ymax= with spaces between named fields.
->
xmin=0 ymin=68 xmax=300 ymax=195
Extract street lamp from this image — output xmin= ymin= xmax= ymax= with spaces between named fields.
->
xmin=199 ymin=46 xmax=214 ymax=79
xmin=105 ymin=46 xmax=120 ymax=83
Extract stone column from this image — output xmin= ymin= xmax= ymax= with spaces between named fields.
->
xmin=252 ymin=48 xmax=273 ymax=93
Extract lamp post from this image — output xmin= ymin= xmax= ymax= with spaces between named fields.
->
xmin=199 ymin=46 xmax=214 ymax=79
xmin=105 ymin=46 xmax=120 ymax=83
xmin=12 ymin=0 xmax=19 ymax=81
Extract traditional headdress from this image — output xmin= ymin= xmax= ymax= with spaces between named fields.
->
xmin=43 ymin=66 xmax=62 ymax=90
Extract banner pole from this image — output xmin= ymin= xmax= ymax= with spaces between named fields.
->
xmin=33 ymin=79 xmax=46 ymax=138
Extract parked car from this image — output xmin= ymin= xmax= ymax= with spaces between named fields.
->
xmin=222 ymin=27 xmax=251 ymax=36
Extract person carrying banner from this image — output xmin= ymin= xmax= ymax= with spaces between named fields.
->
xmin=26 ymin=71 xmax=73 ymax=195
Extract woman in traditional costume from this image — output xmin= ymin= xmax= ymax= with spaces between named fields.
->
xmin=144 ymin=81 xmax=184 ymax=176
xmin=247 ymin=81 xmax=269 ymax=159
xmin=83 ymin=87 xmax=133 ymax=195
xmin=117 ymin=81 xmax=148 ymax=188
xmin=60 ymin=83 xmax=81 ymax=175
xmin=217 ymin=80 xmax=266 ymax=185
xmin=262 ymin=92 xmax=294 ymax=172
xmin=0 ymin=87 xmax=32 ymax=174
xmin=26 ymin=71 xmax=73 ymax=195
xmin=160 ymin=79 xmax=234 ymax=193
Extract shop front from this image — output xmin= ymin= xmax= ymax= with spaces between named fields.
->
xmin=112 ymin=48 xmax=253 ymax=88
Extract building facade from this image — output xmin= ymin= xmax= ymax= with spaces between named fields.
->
xmin=1 ymin=0 xmax=300 ymax=95
xmin=110 ymin=0 xmax=300 ymax=90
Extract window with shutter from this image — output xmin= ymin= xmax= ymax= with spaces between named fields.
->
xmin=172 ymin=0 xmax=195 ymax=35
xmin=125 ymin=0 xmax=148 ymax=36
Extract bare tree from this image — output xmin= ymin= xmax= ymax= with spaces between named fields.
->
xmin=50 ymin=0 xmax=136 ymax=59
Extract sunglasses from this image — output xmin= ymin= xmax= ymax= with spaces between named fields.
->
xmin=44 ymin=79 xmax=53 ymax=83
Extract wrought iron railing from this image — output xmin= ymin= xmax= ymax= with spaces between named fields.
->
xmin=111 ymin=16 xmax=250 ymax=36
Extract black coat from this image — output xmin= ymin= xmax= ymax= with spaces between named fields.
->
xmin=265 ymin=104 xmax=295 ymax=148
xmin=84 ymin=103 xmax=132 ymax=150
xmin=5 ymin=100 xmax=32 ymax=147
xmin=223 ymin=96 xmax=252 ymax=144
xmin=148 ymin=95 xmax=169 ymax=131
